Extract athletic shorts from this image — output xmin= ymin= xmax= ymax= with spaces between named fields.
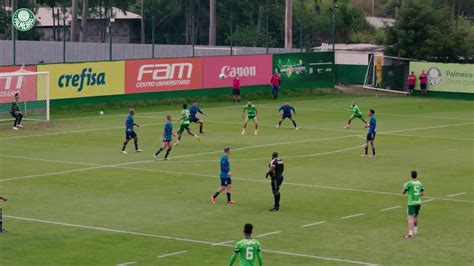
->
xmin=408 ymin=84 xmax=415 ymax=91
xmin=190 ymin=117 xmax=200 ymax=123
xmin=232 ymin=89 xmax=241 ymax=96
xmin=354 ymin=113 xmax=363 ymax=119
xmin=271 ymin=176 xmax=284 ymax=191
xmin=247 ymin=116 xmax=256 ymax=121
xmin=366 ymin=132 xmax=376 ymax=141
xmin=126 ymin=131 xmax=137 ymax=139
xmin=420 ymin=84 xmax=427 ymax=90
xmin=281 ymin=114 xmax=292 ymax=119
xmin=178 ymin=124 xmax=190 ymax=133
xmin=220 ymin=178 xmax=232 ymax=186
xmin=163 ymin=138 xmax=172 ymax=143
xmin=407 ymin=204 xmax=421 ymax=216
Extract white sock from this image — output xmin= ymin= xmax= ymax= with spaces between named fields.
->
xmin=414 ymin=227 xmax=418 ymax=234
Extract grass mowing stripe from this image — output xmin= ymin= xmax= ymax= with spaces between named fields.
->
xmin=5 ymin=215 xmax=378 ymax=265
xmin=157 ymin=250 xmax=189 ymax=258
xmin=2 ymin=155 xmax=472 ymax=204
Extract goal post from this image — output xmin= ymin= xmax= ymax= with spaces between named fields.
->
xmin=0 ymin=70 xmax=50 ymax=122
xmin=363 ymin=55 xmax=411 ymax=94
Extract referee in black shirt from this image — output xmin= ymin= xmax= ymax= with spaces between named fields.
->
xmin=266 ymin=152 xmax=284 ymax=211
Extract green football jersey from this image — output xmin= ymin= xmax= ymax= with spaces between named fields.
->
xmin=403 ymin=180 xmax=424 ymax=205
xmin=11 ymin=100 xmax=19 ymax=113
xmin=180 ymin=109 xmax=190 ymax=125
xmin=232 ymin=238 xmax=262 ymax=266
xmin=350 ymin=105 xmax=362 ymax=116
xmin=244 ymin=105 xmax=257 ymax=117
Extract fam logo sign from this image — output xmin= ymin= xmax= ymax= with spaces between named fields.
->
xmin=125 ymin=58 xmax=203 ymax=93
xmin=12 ymin=8 xmax=36 ymax=31
xmin=37 ymin=61 xmax=124 ymax=100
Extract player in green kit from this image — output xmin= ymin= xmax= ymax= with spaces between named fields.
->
xmin=176 ymin=104 xmax=200 ymax=145
xmin=241 ymin=101 xmax=259 ymax=136
xmin=229 ymin=223 xmax=263 ymax=266
xmin=402 ymin=170 xmax=425 ymax=238
xmin=344 ymin=101 xmax=368 ymax=129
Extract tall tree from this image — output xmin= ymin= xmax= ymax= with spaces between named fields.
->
xmin=285 ymin=0 xmax=292 ymax=48
xmin=70 ymin=0 xmax=78 ymax=41
xmin=209 ymin=0 xmax=216 ymax=45
xmin=79 ymin=0 xmax=89 ymax=42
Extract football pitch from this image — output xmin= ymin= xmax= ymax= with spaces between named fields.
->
xmin=0 ymin=94 xmax=473 ymax=266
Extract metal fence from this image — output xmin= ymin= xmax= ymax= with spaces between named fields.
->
xmin=0 ymin=40 xmax=302 ymax=66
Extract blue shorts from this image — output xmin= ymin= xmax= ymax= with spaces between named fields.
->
xmin=126 ymin=131 xmax=137 ymax=139
xmin=190 ymin=117 xmax=200 ymax=123
xmin=366 ymin=132 xmax=376 ymax=141
xmin=281 ymin=114 xmax=292 ymax=119
xmin=220 ymin=178 xmax=232 ymax=186
xmin=163 ymin=138 xmax=172 ymax=143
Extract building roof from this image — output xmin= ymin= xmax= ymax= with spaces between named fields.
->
xmin=313 ymin=43 xmax=385 ymax=52
xmin=365 ymin=16 xmax=395 ymax=28
xmin=32 ymin=7 xmax=141 ymax=27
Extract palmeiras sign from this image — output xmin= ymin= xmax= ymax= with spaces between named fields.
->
xmin=12 ymin=8 xmax=36 ymax=31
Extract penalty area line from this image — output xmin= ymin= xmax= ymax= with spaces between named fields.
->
xmin=5 ymin=215 xmax=378 ymax=265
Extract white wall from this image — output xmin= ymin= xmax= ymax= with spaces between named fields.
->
xmin=335 ymin=51 xmax=383 ymax=65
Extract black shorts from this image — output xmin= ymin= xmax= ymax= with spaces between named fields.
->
xmin=232 ymin=89 xmax=240 ymax=96
xmin=271 ymin=176 xmax=284 ymax=191
xmin=220 ymin=178 xmax=232 ymax=186
xmin=126 ymin=131 xmax=137 ymax=139
xmin=366 ymin=132 xmax=376 ymax=141
xmin=408 ymin=84 xmax=415 ymax=91
xmin=420 ymin=83 xmax=427 ymax=90
xmin=281 ymin=114 xmax=292 ymax=119
xmin=178 ymin=124 xmax=190 ymax=133
xmin=190 ymin=117 xmax=200 ymax=123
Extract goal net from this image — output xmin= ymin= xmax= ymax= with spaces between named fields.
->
xmin=0 ymin=69 xmax=50 ymax=122
xmin=364 ymin=55 xmax=410 ymax=94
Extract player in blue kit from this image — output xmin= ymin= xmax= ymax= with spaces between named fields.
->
xmin=121 ymin=109 xmax=142 ymax=154
xmin=211 ymin=147 xmax=236 ymax=205
xmin=276 ymin=101 xmax=298 ymax=129
xmin=189 ymin=101 xmax=207 ymax=134
xmin=362 ymin=109 xmax=376 ymax=157
xmin=154 ymin=115 xmax=176 ymax=160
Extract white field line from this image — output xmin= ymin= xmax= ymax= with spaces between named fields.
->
xmin=341 ymin=213 xmax=366 ymax=219
xmin=380 ymin=206 xmax=402 ymax=212
xmin=0 ymin=134 xmax=359 ymax=181
xmin=211 ymin=240 xmax=234 ymax=246
xmin=447 ymin=192 xmax=467 ymax=198
xmin=423 ymin=199 xmax=436 ymax=203
xmin=116 ymin=261 xmax=137 ymax=266
xmin=301 ymin=221 xmax=327 ymax=228
xmin=255 ymin=231 xmax=282 ymax=238
xmin=5 ymin=215 xmax=378 ymax=265
xmin=258 ymin=105 xmax=474 ymax=122
xmin=1 ymin=155 xmax=473 ymax=204
xmin=157 ymin=250 xmax=188 ymax=259
xmin=0 ymin=122 xmax=163 ymax=141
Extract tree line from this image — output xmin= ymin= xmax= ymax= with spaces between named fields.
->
xmin=0 ymin=0 xmax=472 ymax=62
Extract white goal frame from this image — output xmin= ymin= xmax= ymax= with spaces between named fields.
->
xmin=0 ymin=70 xmax=50 ymax=121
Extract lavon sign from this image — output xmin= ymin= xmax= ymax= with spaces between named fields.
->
xmin=125 ymin=58 xmax=203 ymax=93
xmin=203 ymin=55 xmax=272 ymax=89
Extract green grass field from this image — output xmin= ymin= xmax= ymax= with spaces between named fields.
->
xmin=0 ymin=94 xmax=473 ymax=266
